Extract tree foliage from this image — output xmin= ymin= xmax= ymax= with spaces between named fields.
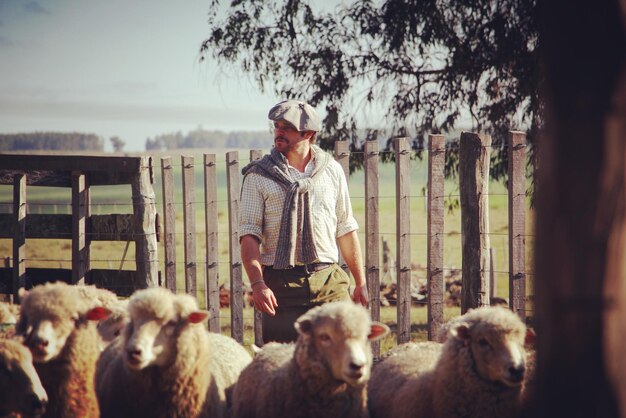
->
xmin=0 ymin=132 xmax=104 ymax=151
xmin=201 ymin=0 xmax=541 ymax=178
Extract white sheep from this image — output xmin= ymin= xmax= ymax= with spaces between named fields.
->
xmin=368 ymin=306 xmax=534 ymax=418
xmin=0 ymin=338 xmax=48 ymax=418
xmin=16 ymin=281 xmax=111 ymax=418
xmin=95 ymin=287 xmax=252 ymax=418
xmin=231 ymin=300 xmax=390 ymax=418
xmin=0 ymin=301 xmax=20 ymax=339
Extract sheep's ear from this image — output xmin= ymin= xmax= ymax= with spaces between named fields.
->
xmin=368 ymin=322 xmax=390 ymax=341
xmin=450 ymin=323 xmax=471 ymax=341
xmin=295 ymin=318 xmax=313 ymax=336
xmin=187 ymin=310 xmax=210 ymax=324
xmin=525 ymin=327 xmax=536 ymax=346
xmin=18 ymin=288 xmax=28 ymax=299
xmin=86 ymin=307 xmax=112 ymax=321
xmin=251 ymin=344 xmax=262 ymax=354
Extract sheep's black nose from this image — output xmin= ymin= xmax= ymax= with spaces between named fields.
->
xmin=509 ymin=365 xmax=525 ymax=382
xmin=25 ymin=394 xmax=47 ymax=414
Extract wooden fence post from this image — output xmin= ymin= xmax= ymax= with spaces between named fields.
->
xmin=364 ymin=139 xmax=381 ymax=357
xmin=161 ymin=157 xmax=177 ymax=292
xmin=249 ymin=150 xmax=264 ymax=347
xmin=427 ymin=134 xmax=445 ymax=340
xmin=508 ymin=131 xmax=527 ymax=320
xmin=72 ymin=172 xmax=89 ymax=285
xmin=459 ymin=132 xmax=491 ymax=313
xmin=204 ymin=154 xmax=220 ymax=333
xmin=226 ymin=151 xmax=244 ymax=343
xmin=132 ymin=156 xmax=158 ymax=288
xmin=13 ymin=174 xmax=26 ymax=302
xmin=394 ymin=137 xmax=411 ymax=344
xmin=181 ymin=156 xmax=197 ymax=296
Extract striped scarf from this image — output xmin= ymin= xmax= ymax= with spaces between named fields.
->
xmin=241 ymin=145 xmax=331 ymax=269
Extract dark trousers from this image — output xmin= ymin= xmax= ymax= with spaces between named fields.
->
xmin=262 ymin=263 xmax=351 ymax=343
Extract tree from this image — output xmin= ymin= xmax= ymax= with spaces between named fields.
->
xmin=200 ymin=0 xmax=541 ymax=178
xmin=110 ymin=136 xmax=125 ymax=153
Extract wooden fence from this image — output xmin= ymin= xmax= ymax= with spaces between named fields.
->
xmin=158 ymin=131 xmax=528 ymax=356
xmin=0 ymin=155 xmax=159 ymax=300
xmin=0 ymin=131 xmax=528 ymax=357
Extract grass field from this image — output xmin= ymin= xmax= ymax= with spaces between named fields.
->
xmin=0 ymin=149 xmax=535 ymax=349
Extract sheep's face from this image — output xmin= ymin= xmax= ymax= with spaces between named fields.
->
xmin=123 ymin=315 xmax=179 ymax=370
xmin=0 ymin=340 xmax=48 ymax=417
xmin=455 ymin=324 xmax=527 ymax=388
xmin=97 ymin=310 xmax=128 ymax=344
xmin=295 ymin=303 xmax=389 ymax=387
xmin=18 ymin=310 xmax=79 ymax=363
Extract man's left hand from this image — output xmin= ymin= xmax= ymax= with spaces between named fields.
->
xmin=352 ymin=284 xmax=369 ymax=307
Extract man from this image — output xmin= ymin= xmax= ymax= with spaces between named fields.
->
xmin=239 ymin=99 xmax=368 ymax=343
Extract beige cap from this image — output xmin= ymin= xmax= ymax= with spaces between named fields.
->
xmin=268 ymin=99 xmax=321 ymax=132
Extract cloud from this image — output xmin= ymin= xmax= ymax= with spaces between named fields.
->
xmin=22 ymin=1 xmax=50 ymax=15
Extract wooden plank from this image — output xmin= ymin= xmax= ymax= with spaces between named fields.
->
xmin=161 ymin=157 xmax=177 ymax=292
xmin=131 ymin=156 xmax=158 ymax=288
xmin=394 ymin=137 xmax=411 ymax=344
xmin=226 ymin=151 xmax=244 ymax=343
xmin=459 ymin=132 xmax=492 ymax=312
xmin=249 ymin=150 xmax=264 ymax=347
xmin=334 ymin=141 xmax=350 ymax=271
xmin=364 ymin=140 xmax=381 ymax=357
xmin=427 ymin=134 xmax=446 ymax=340
xmin=0 ymin=267 xmax=72 ymax=289
xmin=13 ymin=174 xmax=26 ymax=302
xmin=181 ymin=155 xmax=197 ymax=296
xmin=0 ymin=213 xmax=135 ymax=240
xmin=89 ymin=269 xmax=142 ymax=297
xmin=72 ymin=172 xmax=89 ymax=285
xmin=0 ymin=169 xmax=139 ymax=186
xmin=89 ymin=214 xmax=135 ymax=241
xmin=203 ymin=154 xmax=220 ymax=332
xmin=508 ymin=131 xmax=526 ymax=319
xmin=0 ymin=154 xmax=143 ymax=172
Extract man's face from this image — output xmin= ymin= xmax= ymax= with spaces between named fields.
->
xmin=273 ymin=120 xmax=310 ymax=153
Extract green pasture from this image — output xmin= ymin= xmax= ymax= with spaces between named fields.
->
xmin=0 ymin=149 xmax=535 ymax=349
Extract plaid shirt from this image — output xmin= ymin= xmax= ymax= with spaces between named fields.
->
xmin=239 ymin=149 xmax=358 ymax=266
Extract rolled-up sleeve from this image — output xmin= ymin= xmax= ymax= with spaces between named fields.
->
xmin=334 ymin=165 xmax=359 ymax=238
xmin=239 ymin=173 xmax=264 ymax=242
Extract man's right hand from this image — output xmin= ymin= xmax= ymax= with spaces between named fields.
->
xmin=251 ymin=282 xmax=278 ymax=316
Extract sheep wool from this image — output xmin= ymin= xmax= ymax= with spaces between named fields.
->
xmin=17 ymin=281 xmax=109 ymax=418
xmin=96 ymin=287 xmax=252 ymax=418
xmin=0 ymin=338 xmax=48 ymax=418
xmin=369 ymin=306 xmax=532 ymax=418
xmin=231 ymin=300 xmax=389 ymax=418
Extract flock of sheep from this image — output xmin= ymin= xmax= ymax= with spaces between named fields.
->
xmin=0 ymin=281 xmax=536 ymax=418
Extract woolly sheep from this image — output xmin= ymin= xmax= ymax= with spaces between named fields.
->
xmin=0 ymin=301 xmax=20 ymax=339
xmin=0 ymin=338 xmax=48 ymax=418
xmin=231 ymin=300 xmax=390 ymax=418
xmin=368 ymin=306 xmax=534 ymax=418
xmin=16 ymin=281 xmax=111 ymax=418
xmin=95 ymin=287 xmax=252 ymax=418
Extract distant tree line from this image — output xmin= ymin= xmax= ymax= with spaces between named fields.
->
xmin=145 ymin=127 xmax=270 ymax=150
xmin=0 ymin=132 xmax=104 ymax=151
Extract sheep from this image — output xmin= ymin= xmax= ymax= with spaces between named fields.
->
xmin=16 ymin=281 xmax=111 ymax=418
xmin=96 ymin=299 xmax=128 ymax=345
xmin=95 ymin=287 xmax=253 ymax=418
xmin=0 ymin=338 xmax=48 ymax=418
xmin=0 ymin=301 xmax=20 ymax=339
xmin=368 ymin=306 xmax=534 ymax=418
xmin=231 ymin=300 xmax=390 ymax=418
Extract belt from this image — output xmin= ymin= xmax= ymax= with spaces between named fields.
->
xmin=267 ymin=263 xmax=333 ymax=275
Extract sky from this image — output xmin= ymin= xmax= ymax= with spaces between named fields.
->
xmin=0 ymin=0 xmax=279 ymax=151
